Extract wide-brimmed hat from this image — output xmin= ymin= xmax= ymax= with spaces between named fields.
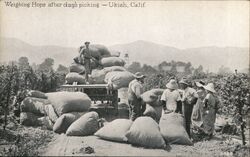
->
xmin=195 ymin=80 xmax=205 ymax=87
xmin=85 ymin=41 xmax=90 ymax=45
xmin=166 ymin=79 xmax=178 ymax=90
xmin=134 ymin=72 xmax=146 ymax=79
xmin=179 ymin=78 xmax=190 ymax=85
xmin=203 ymin=83 xmax=216 ymax=93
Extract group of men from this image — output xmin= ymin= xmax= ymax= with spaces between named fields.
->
xmin=127 ymin=74 xmax=214 ymax=139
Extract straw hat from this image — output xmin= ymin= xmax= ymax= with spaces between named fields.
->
xmin=195 ymin=80 xmax=205 ymax=87
xmin=179 ymin=78 xmax=190 ymax=85
xmin=203 ymin=83 xmax=216 ymax=93
xmin=85 ymin=41 xmax=90 ymax=45
xmin=166 ymin=79 xmax=178 ymax=90
xmin=134 ymin=72 xmax=146 ymax=79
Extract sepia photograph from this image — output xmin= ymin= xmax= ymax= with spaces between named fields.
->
xmin=0 ymin=0 xmax=249 ymax=156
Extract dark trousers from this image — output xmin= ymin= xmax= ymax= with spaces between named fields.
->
xmin=183 ymin=104 xmax=194 ymax=137
xmin=128 ymin=99 xmax=145 ymax=121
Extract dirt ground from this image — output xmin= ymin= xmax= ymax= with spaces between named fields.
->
xmin=39 ymin=133 xmax=248 ymax=156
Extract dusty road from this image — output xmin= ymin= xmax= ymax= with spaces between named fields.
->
xmin=40 ymin=133 xmax=235 ymax=156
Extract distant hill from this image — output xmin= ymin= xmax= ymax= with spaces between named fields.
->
xmin=0 ymin=37 xmax=249 ymax=73
xmin=109 ymin=40 xmax=249 ymax=73
xmin=0 ymin=37 xmax=77 ymax=67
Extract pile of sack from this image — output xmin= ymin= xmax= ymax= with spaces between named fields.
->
xmin=95 ymin=113 xmax=193 ymax=149
xmin=65 ymin=44 xmax=135 ymax=89
xmin=20 ymin=90 xmax=92 ymax=132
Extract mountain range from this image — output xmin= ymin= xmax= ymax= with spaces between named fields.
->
xmin=0 ymin=37 xmax=249 ymax=73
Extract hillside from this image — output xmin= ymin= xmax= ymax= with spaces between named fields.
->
xmin=0 ymin=38 xmax=249 ymax=73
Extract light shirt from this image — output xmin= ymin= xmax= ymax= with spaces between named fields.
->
xmin=181 ymin=87 xmax=198 ymax=103
xmin=128 ymin=79 xmax=143 ymax=98
xmin=160 ymin=89 xmax=181 ymax=111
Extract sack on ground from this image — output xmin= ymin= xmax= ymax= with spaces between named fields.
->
xmin=26 ymin=90 xmax=47 ymax=99
xmin=125 ymin=116 xmax=166 ymax=148
xmin=39 ymin=116 xmax=54 ymax=130
xmin=53 ymin=112 xmax=85 ymax=133
xmin=20 ymin=112 xmax=43 ymax=126
xmin=69 ymin=63 xmax=85 ymax=73
xmin=90 ymin=66 xmax=126 ymax=84
xmin=104 ymin=71 xmax=135 ymax=90
xmin=46 ymin=92 xmax=91 ymax=116
xmin=100 ymin=57 xmax=125 ymax=67
xmin=159 ymin=112 xmax=192 ymax=145
xmin=65 ymin=72 xmax=85 ymax=84
xmin=143 ymin=104 xmax=162 ymax=123
xmin=66 ymin=111 xmax=99 ymax=136
xmin=44 ymin=104 xmax=58 ymax=123
xmin=20 ymin=97 xmax=50 ymax=115
xmin=141 ymin=89 xmax=164 ymax=106
xmin=95 ymin=119 xmax=132 ymax=142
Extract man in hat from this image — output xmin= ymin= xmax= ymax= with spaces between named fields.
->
xmin=128 ymin=72 xmax=146 ymax=121
xmin=161 ymin=79 xmax=182 ymax=114
xmin=202 ymin=83 xmax=219 ymax=140
xmin=179 ymin=77 xmax=198 ymax=137
xmin=79 ymin=41 xmax=92 ymax=83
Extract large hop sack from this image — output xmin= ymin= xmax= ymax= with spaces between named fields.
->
xmin=100 ymin=57 xmax=125 ymax=67
xmin=95 ymin=119 xmax=132 ymax=142
xmin=39 ymin=116 xmax=54 ymax=130
xmin=143 ymin=104 xmax=162 ymax=122
xmin=65 ymin=72 xmax=85 ymax=84
xmin=46 ymin=92 xmax=91 ymax=116
xmin=80 ymin=44 xmax=111 ymax=60
xmin=20 ymin=97 xmax=50 ymax=115
xmin=141 ymin=89 xmax=164 ymax=106
xmin=26 ymin=90 xmax=47 ymax=99
xmin=104 ymin=71 xmax=135 ymax=90
xmin=44 ymin=104 xmax=58 ymax=123
xmin=159 ymin=112 xmax=192 ymax=145
xmin=69 ymin=63 xmax=85 ymax=73
xmin=125 ymin=116 xmax=166 ymax=148
xmin=66 ymin=111 xmax=99 ymax=136
xmin=53 ymin=112 xmax=85 ymax=133
xmin=20 ymin=112 xmax=43 ymax=126
xmin=90 ymin=66 xmax=126 ymax=84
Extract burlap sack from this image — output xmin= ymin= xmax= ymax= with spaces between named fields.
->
xmin=125 ymin=116 xmax=166 ymax=148
xmin=104 ymin=71 xmax=135 ymax=90
xmin=26 ymin=90 xmax=47 ymax=99
xmin=20 ymin=97 xmax=50 ymax=116
xmin=95 ymin=119 xmax=133 ymax=142
xmin=90 ymin=66 xmax=126 ymax=84
xmin=141 ymin=89 xmax=164 ymax=106
xmin=46 ymin=92 xmax=91 ymax=116
xmin=159 ymin=112 xmax=193 ymax=145
xmin=66 ymin=111 xmax=99 ymax=136
xmin=20 ymin=112 xmax=43 ymax=126
xmin=53 ymin=112 xmax=86 ymax=133
xmin=69 ymin=62 xmax=85 ymax=73
xmin=65 ymin=72 xmax=85 ymax=84
xmin=100 ymin=57 xmax=125 ymax=67
xmin=44 ymin=104 xmax=58 ymax=123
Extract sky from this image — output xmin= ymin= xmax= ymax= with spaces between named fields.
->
xmin=0 ymin=0 xmax=249 ymax=49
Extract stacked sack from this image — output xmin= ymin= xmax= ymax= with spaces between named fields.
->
xmin=66 ymin=44 xmax=135 ymax=89
xmin=20 ymin=90 xmax=57 ymax=130
xmin=20 ymin=90 xmax=93 ymax=133
xmin=141 ymin=88 xmax=164 ymax=123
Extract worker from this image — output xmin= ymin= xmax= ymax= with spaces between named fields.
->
xmin=161 ymin=79 xmax=182 ymax=114
xmin=79 ymin=41 xmax=92 ymax=83
xmin=128 ymin=72 xmax=146 ymax=121
xmin=202 ymin=83 xmax=219 ymax=140
xmin=179 ymin=77 xmax=198 ymax=138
